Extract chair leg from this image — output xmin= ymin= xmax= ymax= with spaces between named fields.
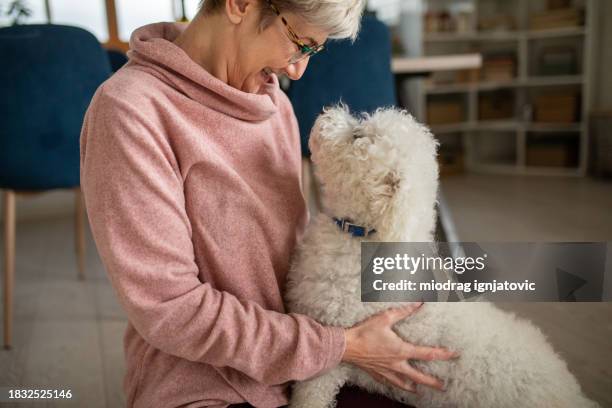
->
xmin=74 ymin=188 xmax=86 ymax=280
xmin=3 ymin=190 xmax=16 ymax=350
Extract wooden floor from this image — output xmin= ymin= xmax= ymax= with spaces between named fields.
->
xmin=0 ymin=173 xmax=610 ymax=407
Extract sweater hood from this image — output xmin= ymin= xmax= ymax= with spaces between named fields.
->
xmin=126 ymin=22 xmax=280 ymax=122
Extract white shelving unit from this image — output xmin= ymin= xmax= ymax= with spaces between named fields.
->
xmin=416 ymin=0 xmax=597 ymax=176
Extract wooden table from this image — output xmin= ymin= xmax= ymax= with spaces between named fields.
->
xmin=391 ymin=53 xmax=483 ymax=120
xmin=392 ymin=53 xmax=483 ymax=76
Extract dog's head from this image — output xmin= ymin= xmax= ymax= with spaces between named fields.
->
xmin=309 ymin=105 xmax=440 ymax=240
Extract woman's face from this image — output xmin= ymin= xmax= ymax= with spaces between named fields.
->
xmin=230 ymin=3 xmax=329 ymax=93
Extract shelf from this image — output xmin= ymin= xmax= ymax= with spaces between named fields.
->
xmin=417 ymin=0 xmax=593 ymax=177
xmin=526 ymin=27 xmax=586 ymax=39
xmin=522 ymin=166 xmax=583 ymax=176
xmin=426 ymin=81 xmax=520 ymax=94
xmin=468 ymin=163 xmax=581 ymax=176
xmin=425 ymin=75 xmax=583 ymax=94
xmin=424 ymin=27 xmax=585 ymax=42
xmin=527 ymin=123 xmax=583 ymax=132
xmin=431 ymin=121 xmax=519 ymax=133
xmin=431 ymin=121 xmax=583 ymax=134
xmin=467 ymin=163 xmax=522 ymax=175
xmin=424 ymin=31 xmax=521 ymax=42
xmin=526 ymin=75 xmax=584 ymax=86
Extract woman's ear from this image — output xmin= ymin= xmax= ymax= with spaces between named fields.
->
xmin=225 ymin=0 xmax=253 ymax=24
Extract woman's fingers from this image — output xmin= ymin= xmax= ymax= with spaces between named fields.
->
xmin=344 ymin=303 xmax=460 ymax=394
xmin=383 ymin=302 xmax=424 ymax=325
xmin=355 ymin=302 xmax=423 ymax=330
xmin=407 ymin=344 xmax=459 ymax=361
xmin=369 ymin=368 xmax=417 ymax=393
xmin=402 ymin=362 xmax=445 ymax=391
xmin=368 ymin=361 xmax=445 ymax=393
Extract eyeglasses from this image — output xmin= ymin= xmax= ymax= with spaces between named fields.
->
xmin=266 ymin=0 xmax=325 ymax=64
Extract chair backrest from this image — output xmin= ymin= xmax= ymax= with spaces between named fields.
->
xmin=287 ymin=13 xmax=397 ymax=156
xmin=0 ymin=24 xmax=111 ymax=190
xmin=107 ymin=48 xmax=128 ymax=73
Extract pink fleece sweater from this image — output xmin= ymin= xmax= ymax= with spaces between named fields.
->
xmin=80 ymin=22 xmax=345 ymax=408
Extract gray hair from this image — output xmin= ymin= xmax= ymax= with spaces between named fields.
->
xmin=199 ymin=0 xmax=366 ymax=41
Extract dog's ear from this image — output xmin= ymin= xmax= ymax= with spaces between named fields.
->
xmin=370 ymin=170 xmax=401 ymax=215
xmin=321 ymin=103 xmax=352 ymax=122
xmin=383 ymin=170 xmax=401 ymax=195
xmin=316 ymin=104 xmax=358 ymax=137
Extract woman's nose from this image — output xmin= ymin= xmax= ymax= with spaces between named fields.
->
xmin=283 ymin=57 xmax=310 ymax=81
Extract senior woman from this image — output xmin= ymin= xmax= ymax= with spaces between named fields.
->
xmin=80 ymin=0 xmax=456 ymax=406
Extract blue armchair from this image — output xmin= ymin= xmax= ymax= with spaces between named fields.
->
xmin=0 ymin=24 xmax=111 ymax=348
xmin=107 ymin=48 xmax=128 ymax=73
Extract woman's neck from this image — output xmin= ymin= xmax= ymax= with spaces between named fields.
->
xmin=173 ymin=13 xmax=236 ymax=85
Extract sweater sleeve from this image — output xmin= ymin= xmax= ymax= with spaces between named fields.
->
xmin=79 ymin=86 xmax=346 ymax=385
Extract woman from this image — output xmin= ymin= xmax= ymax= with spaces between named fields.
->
xmin=80 ymin=0 xmax=457 ymax=406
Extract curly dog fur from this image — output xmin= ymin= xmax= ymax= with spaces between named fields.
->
xmin=285 ymin=105 xmax=597 ymax=408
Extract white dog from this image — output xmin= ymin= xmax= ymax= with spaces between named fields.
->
xmin=285 ymin=106 xmax=598 ymax=408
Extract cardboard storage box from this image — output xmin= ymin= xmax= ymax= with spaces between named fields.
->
xmin=530 ymin=8 xmax=582 ymax=30
xmin=438 ymin=152 xmax=464 ymax=176
xmin=427 ymin=100 xmax=464 ymax=125
xmin=480 ymin=52 xmax=516 ymax=82
xmin=534 ymin=93 xmax=578 ymax=123
xmin=526 ymin=133 xmax=578 ymax=167
xmin=479 ymin=91 xmax=515 ymax=120
xmin=539 ymin=46 xmax=578 ymax=76
xmin=526 ymin=145 xmax=570 ymax=167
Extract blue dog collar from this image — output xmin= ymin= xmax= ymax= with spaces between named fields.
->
xmin=333 ymin=217 xmax=376 ymax=237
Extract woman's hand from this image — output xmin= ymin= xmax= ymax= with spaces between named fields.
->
xmin=341 ymin=302 xmax=459 ymax=393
